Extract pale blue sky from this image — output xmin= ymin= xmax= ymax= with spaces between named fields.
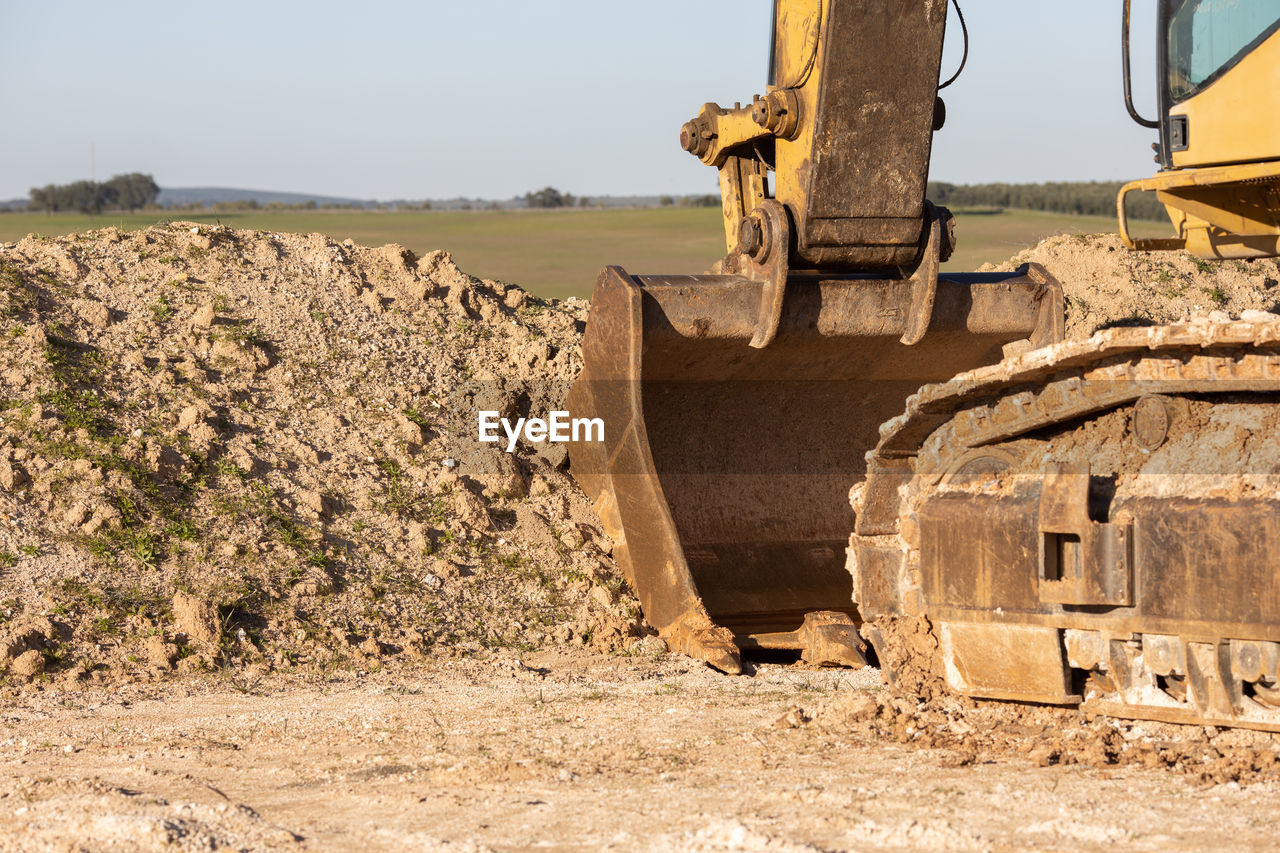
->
xmin=0 ymin=1 xmax=1161 ymax=200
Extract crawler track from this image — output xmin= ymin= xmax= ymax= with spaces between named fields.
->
xmin=852 ymin=314 xmax=1280 ymax=730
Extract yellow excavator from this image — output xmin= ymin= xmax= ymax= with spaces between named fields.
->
xmin=568 ymin=0 xmax=1280 ymax=730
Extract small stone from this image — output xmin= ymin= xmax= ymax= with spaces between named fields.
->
xmin=773 ymin=707 xmax=810 ymax=729
xmin=1029 ymin=744 xmax=1060 ymax=767
xmin=637 ymin=635 xmax=668 ymax=655
xmin=1 ymin=618 xmax=52 ymax=661
xmin=63 ymin=502 xmax=90 ymax=528
xmin=453 ymin=489 xmax=492 ymax=531
xmin=589 ymin=585 xmax=615 ymax=609
xmin=191 ymin=302 xmax=216 ymax=329
xmin=146 ymin=444 xmax=188 ymax=480
xmin=461 ymin=450 xmax=526 ymax=499
xmin=144 ymin=635 xmax=178 ymax=669
xmin=298 ymin=489 xmax=329 ymax=517
xmin=9 ymin=649 xmax=44 ymax=680
xmin=177 ymin=404 xmax=203 ymax=431
xmin=832 ymin=692 xmax=880 ymax=723
xmin=378 ymin=243 xmax=416 ymax=269
xmin=529 ymin=474 xmax=552 ymax=498
xmin=172 ymin=592 xmax=220 ymax=647
xmin=0 ymin=459 xmax=29 ymax=492
xmin=395 ymin=414 xmax=424 ymax=446
xmin=73 ymin=298 xmax=111 ymax=328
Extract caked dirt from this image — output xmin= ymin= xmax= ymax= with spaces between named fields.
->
xmin=1 ymin=224 xmax=1280 ymax=849
xmin=984 ymin=232 xmax=1280 ymax=339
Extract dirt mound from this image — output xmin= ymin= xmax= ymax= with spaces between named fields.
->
xmin=0 ymin=222 xmax=642 ymax=687
xmin=984 ymin=232 xmax=1280 ymax=339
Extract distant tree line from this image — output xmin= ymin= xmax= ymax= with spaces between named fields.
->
xmin=28 ymin=173 xmax=159 ymax=214
xmin=927 ymin=181 xmax=1167 ymax=221
xmin=659 ymin=194 xmax=719 ymax=208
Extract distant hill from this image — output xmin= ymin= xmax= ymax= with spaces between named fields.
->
xmin=157 ymin=187 xmax=375 ymax=208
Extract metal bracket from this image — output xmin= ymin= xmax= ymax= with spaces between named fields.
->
xmin=723 ymin=198 xmax=792 ymax=349
xmin=899 ymin=203 xmax=946 ymax=345
xmin=1037 ymin=461 xmax=1133 ymax=606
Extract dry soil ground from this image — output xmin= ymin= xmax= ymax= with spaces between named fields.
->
xmin=5 ymin=652 xmax=1280 ymax=852
xmin=2 ymin=224 xmax=1280 ymax=850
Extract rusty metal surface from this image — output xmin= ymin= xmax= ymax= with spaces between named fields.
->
xmin=1036 ymin=462 xmax=1133 ymax=608
xmin=938 ymin=622 xmax=1076 ymax=704
xmin=569 ymin=264 xmax=1059 ymax=669
xmin=797 ymin=0 xmax=948 ymax=269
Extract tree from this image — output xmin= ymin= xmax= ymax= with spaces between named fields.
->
xmin=28 ymin=172 xmax=159 ymax=213
xmin=524 ymin=186 xmax=572 ymax=208
xmin=103 ymin=173 xmax=159 ymax=211
xmin=659 ymin=195 xmax=674 ymax=207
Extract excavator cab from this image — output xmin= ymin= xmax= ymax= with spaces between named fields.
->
xmin=1118 ymin=0 xmax=1280 ymax=259
xmin=567 ymin=0 xmax=1063 ymax=672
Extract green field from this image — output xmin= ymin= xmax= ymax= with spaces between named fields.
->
xmin=0 ymin=208 xmax=1171 ymax=300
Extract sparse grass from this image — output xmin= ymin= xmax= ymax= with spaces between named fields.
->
xmin=1204 ymin=285 xmax=1228 ymax=306
xmin=150 ymin=294 xmax=175 ymax=323
xmin=401 ymin=407 xmax=430 ymax=429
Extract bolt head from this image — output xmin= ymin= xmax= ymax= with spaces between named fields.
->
xmin=679 ymin=123 xmax=698 ymax=152
xmin=737 ymin=217 xmax=764 ymax=257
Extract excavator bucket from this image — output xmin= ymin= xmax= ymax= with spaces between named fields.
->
xmin=567 ymin=0 xmax=1064 ymax=671
xmin=567 ymin=264 xmax=1063 ymax=671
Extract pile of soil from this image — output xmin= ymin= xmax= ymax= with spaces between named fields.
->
xmin=2 ymin=225 xmax=1277 ymax=691
xmin=0 ymin=222 xmax=642 ymax=687
xmin=984 ymin=232 xmax=1280 ymax=338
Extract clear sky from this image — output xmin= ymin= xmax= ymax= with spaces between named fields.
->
xmin=0 ymin=1 xmax=1162 ymax=201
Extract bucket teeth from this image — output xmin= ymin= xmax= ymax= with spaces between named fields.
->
xmin=666 ymin=613 xmax=743 ymax=675
xmin=799 ymin=611 xmax=869 ymax=669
